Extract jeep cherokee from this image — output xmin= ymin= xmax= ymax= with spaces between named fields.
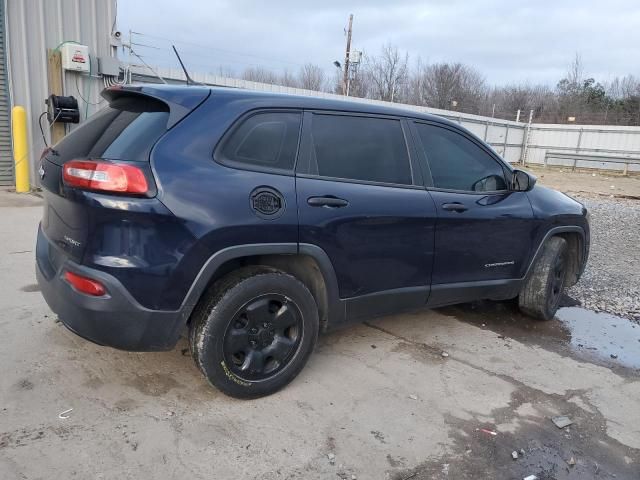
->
xmin=36 ymin=85 xmax=589 ymax=398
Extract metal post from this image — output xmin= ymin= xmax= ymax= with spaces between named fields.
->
xmin=573 ymin=128 xmax=583 ymax=172
xmin=576 ymin=128 xmax=583 ymax=153
xmin=521 ymin=110 xmax=534 ymax=166
xmin=483 ymin=120 xmax=489 ymax=141
xmin=516 ymin=109 xmax=521 ymax=123
xmin=12 ymin=106 xmax=30 ymax=193
xmin=502 ymin=125 xmax=509 ymax=158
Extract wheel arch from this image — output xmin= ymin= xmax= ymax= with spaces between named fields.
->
xmin=181 ymin=243 xmax=343 ymax=332
xmin=524 ymin=226 xmax=586 ymax=286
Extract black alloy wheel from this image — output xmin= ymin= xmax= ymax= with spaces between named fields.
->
xmin=223 ymin=294 xmax=303 ymax=381
xmin=189 ymin=267 xmax=319 ymax=398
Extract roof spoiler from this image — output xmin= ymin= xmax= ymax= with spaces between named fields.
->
xmin=101 ymin=85 xmax=211 ymax=128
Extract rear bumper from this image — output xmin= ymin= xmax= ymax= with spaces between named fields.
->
xmin=36 ymin=225 xmax=185 ymax=351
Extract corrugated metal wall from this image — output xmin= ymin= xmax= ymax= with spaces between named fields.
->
xmin=526 ymin=124 xmax=640 ymax=172
xmin=0 ymin=0 xmax=12 ymax=185
xmin=5 ymin=0 xmax=117 ymax=186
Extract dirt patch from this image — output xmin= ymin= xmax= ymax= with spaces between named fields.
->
xmin=526 ymin=165 xmax=640 ymax=198
xmin=393 ymin=385 xmax=640 ymax=480
xmin=15 ymin=379 xmax=34 ymax=391
xmin=0 ymin=425 xmax=85 ymax=450
xmin=125 ymin=373 xmax=182 ymax=397
xmin=19 ymin=284 xmax=40 ymax=292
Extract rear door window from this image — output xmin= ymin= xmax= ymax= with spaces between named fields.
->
xmin=218 ymin=111 xmax=301 ymax=173
xmin=51 ymin=97 xmax=169 ymax=164
xmin=305 ymin=114 xmax=412 ymax=186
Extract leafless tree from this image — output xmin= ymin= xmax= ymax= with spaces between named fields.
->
xmin=484 ymin=84 xmax=556 ymax=119
xmin=238 ymin=49 xmax=640 ymax=126
xmin=279 ymin=69 xmax=299 ymax=88
xmin=366 ymin=44 xmax=409 ymax=102
xmin=606 ymin=75 xmax=640 ymax=100
xmin=410 ymin=62 xmax=486 ymax=113
xmin=242 ymin=66 xmax=280 ymax=84
xmin=298 ymin=64 xmax=325 ymax=91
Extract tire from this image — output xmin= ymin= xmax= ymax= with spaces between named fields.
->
xmin=518 ymin=236 xmax=569 ymax=320
xmin=189 ymin=266 xmax=319 ymax=399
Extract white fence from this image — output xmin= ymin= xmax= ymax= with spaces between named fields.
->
xmin=134 ymin=66 xmax=640 ymax=174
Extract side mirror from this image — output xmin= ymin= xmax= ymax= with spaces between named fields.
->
xmin=511 ymin=169 xmax=536 ymax=192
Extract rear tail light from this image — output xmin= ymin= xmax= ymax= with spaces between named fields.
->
xmin=63 ymin=160 xmax=148 ymax=194
xmin=64 ymin=271 xmax=107 ymax=296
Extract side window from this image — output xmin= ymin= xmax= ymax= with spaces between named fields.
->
xmin=220 ymin=112 xmax=301 ymax=172
xmin=308 ymin=114 xmax=412 ymax=185
xmin=414 ymin=123 xmax=508 ymax=192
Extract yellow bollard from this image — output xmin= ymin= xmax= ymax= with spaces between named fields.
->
xmin=12 ymin=106 xmax=30 ymax=193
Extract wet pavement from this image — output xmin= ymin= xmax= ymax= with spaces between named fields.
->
xmin=441 ymin=299 xmax=640 ymax=375
xmin=557 ymin=307 xmax=640 ymax=370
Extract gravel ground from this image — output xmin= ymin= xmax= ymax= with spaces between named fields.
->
xmin=568 ymin=194 xmax=640 ymax=322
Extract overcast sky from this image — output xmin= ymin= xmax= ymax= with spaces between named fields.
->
xmin=118 ymin=0 xmax=640 ymax=87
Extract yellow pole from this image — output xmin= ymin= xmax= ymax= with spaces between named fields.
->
xmin=12 ymin=106 xmax=30 ymax=193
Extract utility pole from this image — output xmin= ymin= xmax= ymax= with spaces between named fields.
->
xmin=342 ymin=14 xmax=353 ymax=96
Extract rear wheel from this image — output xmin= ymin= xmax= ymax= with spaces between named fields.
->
xmin=519 ymin=236 xmax=568 ymax=320
xmin=189 ymin=267 xmax=318 ymax=399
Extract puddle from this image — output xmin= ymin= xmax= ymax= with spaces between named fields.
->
xmin=440 ymin=301 xmax=640 ymax=371
xmin=557 ymin=307 xmax=640 ymax=369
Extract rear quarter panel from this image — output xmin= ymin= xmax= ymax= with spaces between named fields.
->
xmin=150 ymin=93 xmax=299 ymax=310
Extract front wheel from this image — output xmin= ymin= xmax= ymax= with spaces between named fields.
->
xmin=189 ymin=267 xmax=319 ymax=399
xmin=518 ymin=236 xmax=568 ymax=320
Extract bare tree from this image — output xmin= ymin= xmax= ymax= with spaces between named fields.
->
xmin=238 ymin=49 xmax=639 ymax=126
xmin=410 ymin=62 xmax=486 ymax=113
xmin=279 ymin=69 xmax=299 ymax=88
xmin=366 ymin=44 xmax=409 ymax=102
xmin=242 ymin=66 xmax=279 ymax=84
xmin=298 ymin=64 xmax=325 ymax=91
xmin=485 ymin=84 xmax=556 ymax=119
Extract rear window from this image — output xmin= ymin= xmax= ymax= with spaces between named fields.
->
xmin=218 ymin=111 xmax=301 ymax=173
xmin=52 ymin=97 xmax=169 ymax=163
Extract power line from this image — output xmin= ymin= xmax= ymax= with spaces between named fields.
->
xmin=130 ymin=31 xmax=307 ymax=68
xmin=127 ymin=48 xmax=274 ymax=72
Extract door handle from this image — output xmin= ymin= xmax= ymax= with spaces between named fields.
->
xmin=441 ymin=202 xmax=468 ymax=213
xmin=307 ymin=196 xmax=349 ymax=208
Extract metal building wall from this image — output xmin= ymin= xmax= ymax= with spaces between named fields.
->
xmin=0 ymin=0 xmax=12 ymax=185
xmin=6 ymin=0 xmax=117 ymax=186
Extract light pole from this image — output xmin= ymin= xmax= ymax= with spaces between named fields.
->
xmin=333 ymin=61 xmax=347 ymax=95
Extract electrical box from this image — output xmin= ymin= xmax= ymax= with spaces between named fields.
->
xmin=98 ymin=56 xmax=121 ymax=77
xmin=61 ymin=43 xmax=90 ymax=72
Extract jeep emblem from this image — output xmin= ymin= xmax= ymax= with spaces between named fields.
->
xmin=250 ymin=187 xmax=285 ymax=219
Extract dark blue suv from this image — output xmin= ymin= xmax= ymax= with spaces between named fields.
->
xmin=36 ymin=85 xmax=589 ymax=398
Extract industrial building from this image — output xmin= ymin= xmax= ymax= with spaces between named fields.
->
xmin=2 ymin=0 xmax=118 ymax=186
